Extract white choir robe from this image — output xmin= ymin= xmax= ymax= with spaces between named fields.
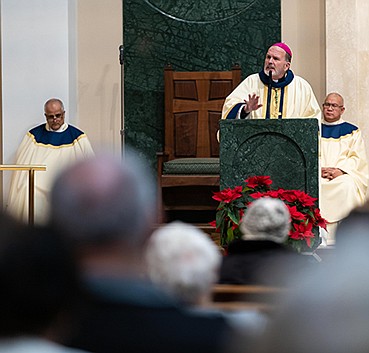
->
xmin=6 ymin=123 xmax=94 ymax=225
xmin=320 ymin=119 xmax=369 ymax=243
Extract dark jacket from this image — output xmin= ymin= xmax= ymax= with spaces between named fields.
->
xmin=63 ymin=277 xmax=236 ymax=353
xmin=219 ymin=239 xmax=315 ymax=286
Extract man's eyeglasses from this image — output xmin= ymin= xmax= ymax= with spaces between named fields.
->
xmin=45 ymin=112 xmax=64 ymax=120
xmin=322 ymin=103 xmax=343 ymax=109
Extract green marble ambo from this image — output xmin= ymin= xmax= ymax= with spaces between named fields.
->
xmin=219 ymin=119 xmax=319 ymax=199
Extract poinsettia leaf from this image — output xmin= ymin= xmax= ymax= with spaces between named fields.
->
xmin=216 ymin=208 xmax=226 ymax=222
xmin=227 ymin=227 xmax=234 ymax=244
xmin=233 ymin=200 xmax=246 ymax=208
xmin=228 ymin=208 xmax=240 ymax=225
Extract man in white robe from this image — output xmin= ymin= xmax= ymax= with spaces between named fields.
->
xmin=221 ymin=42 xmax=321 ymax=122
xmin=7 ymin=98 xmax=94 ymax=225
xmin=320 ymin=92 xmax=369 ymax=245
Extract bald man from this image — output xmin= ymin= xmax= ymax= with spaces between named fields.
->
xmin=7 ymin=98 xmax=94 ymax=225
xmin=320 ymin=92 xmax=368 ymax=244
xmin=49 ymin=152 xmax=240 ymax=353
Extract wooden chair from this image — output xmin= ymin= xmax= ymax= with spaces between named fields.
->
xmin=157 ymin=64 xmax=241 ymax=223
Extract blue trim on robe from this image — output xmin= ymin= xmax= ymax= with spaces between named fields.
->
xmin=259 ymin=69 xmax=294 ymax=88
xmin=321 ymin=122 xmax=358 ymax=139
xmin=225 ymin=102 xmax=244 ymax=119
xmin=29 ymin=123 xmax=85 ymax=146
xmin=225 ymin=70 xmax=295 ymax=120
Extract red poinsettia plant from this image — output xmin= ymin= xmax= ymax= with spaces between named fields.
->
xmin=210 ymin=176 xmax=327 ymax=253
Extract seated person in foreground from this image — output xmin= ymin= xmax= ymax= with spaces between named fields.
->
xmin=219 ymin=197 xmax=315 ymax=286
xmin=145 ymin=221 xmax=222 ymax=307
xmin=320 ymin=92 xmax=369 ymax=245
xmin=0 ymin=212 xmax=88 ymax=353
xmin=255 ymin=204 xmax=369 ymax=353
xmin=145 ymin=221 xmax=268 ymax=337
xmin=49 ymin=151 xmax=240 ymax=353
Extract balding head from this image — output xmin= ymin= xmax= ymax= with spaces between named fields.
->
xmin=325 ymin=92 xmax=344 ymax=105
xmin=50 ymin=150 xmax=157 ymax=248
xmin=322 ymin=92 xmax=345 ymax=123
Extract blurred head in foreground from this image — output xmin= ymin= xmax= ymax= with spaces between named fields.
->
xmin=255 ymin=204 xmax=369 ymax=353
xmin=0 ymin=212 xmax=78 ymax=337
xmin=49 ymin=150 xmax=157 ymax=274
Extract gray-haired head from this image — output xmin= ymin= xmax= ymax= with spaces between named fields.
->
xmin=145 ymin=221 xmax=221 ymax=305
xmin=44 ymin=98 xmax=64 ymax=112
xmin=50 ymin=149 xmax=157 ymax=247
xmin=240 ymin=197 xmax=290 ymax=244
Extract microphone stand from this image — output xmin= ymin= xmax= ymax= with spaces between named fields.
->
xmin=265 ymin=70 xmax=273 ymax=119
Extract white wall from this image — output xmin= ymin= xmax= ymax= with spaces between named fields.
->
xmin=1 ymin=0 xmax=76 ymax=201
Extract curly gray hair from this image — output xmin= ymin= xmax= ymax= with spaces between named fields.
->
xmin=240 ymin=197 xmax=291 ymax=244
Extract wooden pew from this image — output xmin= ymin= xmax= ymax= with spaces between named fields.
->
xmin=208 ymin=284 xmax=284 ymax=313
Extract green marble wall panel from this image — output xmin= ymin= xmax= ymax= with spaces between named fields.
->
xmin=123 ymin=0 xmax=281 ymax=171
xmin=219 ymin=119 xmax=319 ymax=199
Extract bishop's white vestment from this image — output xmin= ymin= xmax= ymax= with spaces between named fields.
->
xmin=222 ymin=70 xmax=321 ymax=121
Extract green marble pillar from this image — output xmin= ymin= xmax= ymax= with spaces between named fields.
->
xmin=123 ymin=0 xmax=281 ymax=172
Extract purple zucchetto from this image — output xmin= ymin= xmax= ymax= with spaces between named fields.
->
xmin=272 ymin=42 xmax=293 ymax=59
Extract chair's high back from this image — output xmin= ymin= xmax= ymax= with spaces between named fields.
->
xmin=158 ymin=65 xmax=241 ymax=223
xmin=164 ymin=64 xmax=241 ymax=160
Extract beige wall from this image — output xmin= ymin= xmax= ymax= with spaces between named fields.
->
xmin=281 ymin=0 xmax=326 ymax=105
xmin=77 ymin=0 xmax=122 ymax=156
xmin=325 ymin=0 xmax=369 ymax=146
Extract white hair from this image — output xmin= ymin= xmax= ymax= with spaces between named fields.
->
xmin=145 ymin=221 xmax=221 ymax=305
xmin=240 ymin=197 xmax=290 ymax=244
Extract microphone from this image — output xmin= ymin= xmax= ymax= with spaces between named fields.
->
xmin=119 ymin=45 xmax=124 ymax=65
xmin=265 ymin=70 xmax=273 ymax=119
